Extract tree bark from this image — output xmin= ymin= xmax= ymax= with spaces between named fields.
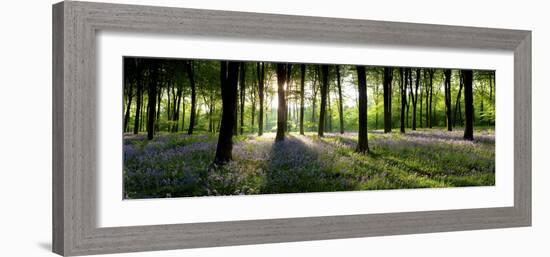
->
xmin=239 ymin=62 xmax=246 ymax=135
xmin=399 ymin=68 xmax=406 ymax=133
xmin=214 ymin=61 xmax=240 ymax=164
xmin=187 ymin=61 xmax=197 ymax=135
xmin=123 ymin=75 xmax=133 ymax=133
xmin=419 ymin=69 xmax=423 ymax=129
xmin=146 ymin=60 xmax=159 ymax=140
xmin=428 ymin=69 xmax=434 ymax=128
xmin=132 ymin=61 xmax=143 ymax=134
xmin=256 ymin=62 xmax=265 ymax=136
xmin=463 ymin=70 xmax=474 ymax=140
xmin=251 ymin=81 xmax=256 ymax=130
xmin=406 ymin=69 xmax=411 ymax=128
xmin=444 ymin=69 xmax=453 ymax=131
xmin=275 ymin=63 xmax=288 ymax=141
xmin=411 ymin=68 xmax=420 ymax=130
xmin=318 ymin=65 xmax=329 ymax=137
xmin=155 ymin=85 xmax=162 ymax=132
xmin=299 ymin=64 xmax=306 ymax=135
xmin=285 ymin=64 xmax=293 ymax=132
xmin=383 ymin=67 xmax=393 ymax=133
xmin=453 ymin=71 xmax=464 ymax=127
xmin=336 ymin=65 xmax=344 ymax=134
xmin=356 ymin=66 xmax=369 ymax=153
xmin=311 ymin=66 xmax=319 ymax=123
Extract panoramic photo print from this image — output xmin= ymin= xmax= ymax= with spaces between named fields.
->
xmin=122 ymin=57 xmax=496 ymax=199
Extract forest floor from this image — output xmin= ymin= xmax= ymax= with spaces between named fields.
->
xmin=123 ymin=128 xmax=495 ymax=199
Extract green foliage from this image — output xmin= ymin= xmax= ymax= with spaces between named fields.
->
xmin=124 ymin=130 xmax=495 ymax=199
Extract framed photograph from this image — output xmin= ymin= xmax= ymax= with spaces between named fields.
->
xmin=52 ymin=1 xmax=531 ymax=256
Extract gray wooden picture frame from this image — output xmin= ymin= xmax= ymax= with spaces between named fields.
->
xmin=52 ymin=1 xmax=531 ymax=256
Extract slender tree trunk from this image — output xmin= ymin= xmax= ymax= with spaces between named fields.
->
xmin=155 ymin=86 xmax=162 ymax=132
xmin=444 ymin=69 xmax=453 ymax=131
xmin=406 ymin=69 xmax=411 ymax=128
xmin=454 ymin=71 xmax=464 ymax=127
xmin=419 ymin=69 xmax=423 ymax=129
xmin=134 ymin=80 xmax=143 ymax=134
xmin=411 ymin=68 xmax=420 ymax=130
xmin=336 ymin=65 xmax=344 ymax=134
xmin=285 ymin=64 xmax=293 ymax=132
xmin=399 ymin=68 xmax=406 ymax=133
xmin=208 ymin=91 xmax=214 ymax=133
xmin=172 ymin=85 xmax=182 ymax=132
xmin=375 ymin=81 xmax=379 ymax=130
xmin=327 ymin=89 xmax=332 ymax=132
xmin=463 ymin=70 xmax=474 ymax=140
xmin=318 ymin=65 xmax=329 ymax=137
xmin=214 ymin=61 xmax=241 ymax=164
xmin=140 ymin=96 xmax=146 ymax=132
xmin=251 ymin=81 xmax=256 ymax=130
xmin=489 ymin=71 xmax=493 ymax=101
xmin=356 ymin=65 xmax=369 ymax=153
xmin=181 ymin=96 xmax=185 ymax=132
xmin=275 ymin=63 xmax=289 ymax=141
xmin=239 ymin=63 xmax=246 ymax=135
xmin=425 ymin=73 xmax=429 ymax=128
xmin=166 ymin=81 xmax=171 ymax=121
xmin=146 ymin=61 xmax=159 ymax=140
xmin=299 ymin=64 xmax=306 ymax=135
xmin=123 ymin=78 xmax=133 ymax=133
xmin=311 ymin=66 xmax=319 ymax=123
xmin=186 ymin=61 xmax=197 ymax=135
xmin=256 ymin=62 xmax=265 ymax=136
xmin=428 ymin=69 xmax=434 ymax=128
xmin=383 ymin=67 xmax=393 ymax=133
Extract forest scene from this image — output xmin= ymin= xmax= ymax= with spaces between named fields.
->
xmin=122 ymin=57 xmax=496 ymax=199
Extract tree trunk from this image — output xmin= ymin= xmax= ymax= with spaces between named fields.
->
xmin=214 ymin=61 xmax=240 ymax=164
xmin=133 ymin=62 xmax=143 ymax=134
xmin=299 ymin=64 xmax=306 ymax=135
xmin=146 ymin=60 xmax=159 ymax=140
xmin=383 ymin=67 xmax=393 ymax=133
xmin=454 ymin=71 xmax=464 ymax=127
xmin=489 ymin=71 xmax=494 ymax=101
xmin=172 ymin=84 xmax=182 ymax=132
xmin=123 ymin=77 xmax=133 ymax=133
xmin=428 ymin=69 xmax=434 ymax=128
xmin=419 ymin=69 xmax=423 ymax=129
xmin=208 ymin=91 xmax=214 ymax=133
xmin=155 ymin=86 xmax=162 ymax=132
xmin=256 ymin=62 xmax=265 ymax=136
xmin=251 ymin=81 xmax=256 ymax=130
xmin=411 ymin=68 xmax=420 ymax=130
xmin=311 ymin=66 xmax=319 ymax=123
xmin=275 ymin=63 xmax=289 ymax=142
xmin=239 ymin=62 xmax=246 ymax=135
xmin=166 ymin=80 xmax=171 ymax=121
xmin=285 ymin=64 xmax=293 ymax=132
xmin=318 ymin=65 xmax=329 ymax=137
xmin=463 ymin=70 xmax=474 ymax=140
xmin=356 ymin=66 xmax=369 ymax=153
xmin=444 ymin=69 xmax=453 ymax=131
xmin=187 ymin=61 xmax=197 ymax=135
xmin=327 ymin=88 xmax=332 ymax=132
xmin=336 ymin=65 xmax=344 ymax=134
xmin=399 ymin=68 xmax=406 ymax=133
xmin=406 ymin=69 xmax=411 ymax=128
xmin=425 ymin=72 xmax=429 ymax=128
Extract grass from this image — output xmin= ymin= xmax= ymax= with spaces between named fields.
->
xmin=123 ymin=128 xmax=495 ymax=199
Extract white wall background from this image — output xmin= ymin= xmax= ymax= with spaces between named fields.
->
xmin=0 ymin=0 xmax=547 ymax=256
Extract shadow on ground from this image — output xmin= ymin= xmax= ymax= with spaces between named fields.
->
xmin=261 ymin=135 xmax=357 ymax=194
